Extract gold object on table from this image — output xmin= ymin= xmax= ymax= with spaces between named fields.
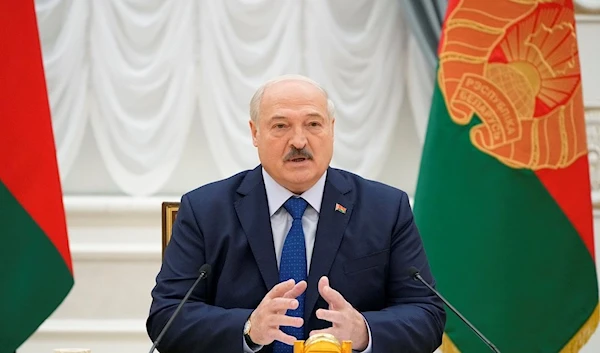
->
xmin=293 ymin=333 xmax=352 ymax=353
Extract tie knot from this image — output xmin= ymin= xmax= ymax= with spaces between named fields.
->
xmin=284 ymin=197 xmax=308 ymax=220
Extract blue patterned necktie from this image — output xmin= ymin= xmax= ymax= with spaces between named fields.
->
xmin=273 ymin=196 xmax=308 ymax=353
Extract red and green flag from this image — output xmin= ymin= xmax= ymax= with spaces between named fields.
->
xmin=414 ymin=0 xmax=599 ymax=351
xmin=0 ymin=1 xmax=74 ymax=350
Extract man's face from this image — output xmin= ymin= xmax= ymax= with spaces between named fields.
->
xmin=250 ymin=80 xmax=334 ymax=194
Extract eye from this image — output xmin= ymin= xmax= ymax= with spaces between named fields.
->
xmin=274 ymin=123 xmax=286 ymax=129
xmin=309 ymin=121 xmax=321 ymax=127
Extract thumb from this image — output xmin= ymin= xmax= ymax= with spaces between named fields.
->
xmin=318 ymin=276 xmax=334 ymax=310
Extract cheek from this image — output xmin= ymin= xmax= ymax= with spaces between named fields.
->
xmin=260 ymin=139 xmax=286 ymax=157
xmin=311 ymin=137 xmax=333 ymax=154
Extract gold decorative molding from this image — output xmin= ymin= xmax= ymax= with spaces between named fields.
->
xmin=575 ymin=0 xmax=600 ymax=14
xmin=585 ymin=109 xmax=600 ymax=207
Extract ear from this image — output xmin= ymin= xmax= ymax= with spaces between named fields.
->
xmin=330 ymin=117 xmax=335 ymax=137
xmin=249 ymin=120 xmax=259 ymax=147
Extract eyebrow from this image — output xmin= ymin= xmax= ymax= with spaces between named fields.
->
xmin=269 ymin=112 xmax=325 ymax=120
xmin=306 ymin=112 xmax=325 ymax=119
xmin=269 ymin=115 xmax=287 ymax=121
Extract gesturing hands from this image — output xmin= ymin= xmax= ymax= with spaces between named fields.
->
xmin=310 ymin=276 xmax=369 ymax=351
xmin=247 ymin=279 xmax=307 ymax=346
xmin=247 ymin=277 xmax=369 ymax=350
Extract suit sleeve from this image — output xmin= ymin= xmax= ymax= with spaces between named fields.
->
xmin=146 ymin=194 xmax=253 ymax=353
xmin=361 ymin=191 xmax=446 ymax=353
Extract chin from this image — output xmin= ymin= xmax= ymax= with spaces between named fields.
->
xmin=283 ymin=170 xmax=316 ymax=188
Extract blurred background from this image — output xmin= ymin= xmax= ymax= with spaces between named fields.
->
xmin=17 ymin=0 xmax=600 ymax=352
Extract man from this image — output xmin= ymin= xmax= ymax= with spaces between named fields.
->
xmin=147 ymin=75 xmax=445 ymax=353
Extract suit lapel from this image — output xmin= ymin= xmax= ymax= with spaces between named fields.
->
xmin=304 ymin=168 xmax=353 ymax=324
xmin=235 ymin=166 xmax=279 ymax=291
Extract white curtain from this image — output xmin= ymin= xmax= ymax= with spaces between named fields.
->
xmin=197 ymin=0 xmax=302 ymax=177
xmin=36 ymin=0 xmax=431 ymax=196
xmin=305 ymin=0 xmax=407 ymax=177
xmin=36 ymin=0 xmax=90 ymax=182
xmin=407 ymin=34 xmax=435 ymax=143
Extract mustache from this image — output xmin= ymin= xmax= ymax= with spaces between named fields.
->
xmin=284 ymin=147 xmax=313 ymax=161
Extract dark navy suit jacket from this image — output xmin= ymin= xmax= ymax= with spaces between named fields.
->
xmin=147 ymin=166 xmax=445 ymax=353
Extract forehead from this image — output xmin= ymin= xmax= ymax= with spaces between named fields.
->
xmin=259 ymin=80 xmax=328 ymax=119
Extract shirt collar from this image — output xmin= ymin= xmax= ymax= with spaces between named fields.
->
xmin=262 ymin=167 xmax=327 ymax=216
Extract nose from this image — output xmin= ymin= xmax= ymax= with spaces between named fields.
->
xmin=289 ymin=126 xmax=307 ymax=149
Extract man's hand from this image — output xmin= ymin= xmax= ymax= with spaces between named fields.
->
xmin=248 ymin=279 xmax=307 ymax=346
xmin=309 ymin=276 xmax=369 ymax=351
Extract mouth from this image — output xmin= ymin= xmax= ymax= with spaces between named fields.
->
xmin=290 ymin=157 xmax=308 ymax=162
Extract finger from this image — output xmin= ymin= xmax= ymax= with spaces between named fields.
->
xmin=267 ymin=279 xmax=296 ymax=299
xmin=318 ymin=276 xmax=333 ymax=309
xmin=268 ymin=297 xmax=299 ymax=312
xmin=273 ymin=329 xmax=298 ymax=346
xmin=316 ymin=308 xmax=344 ymax=324
xmin=318 ymin=276 xmax=329 ymax=294
xmin=273 ymin=314 xmax=303 ymax=328
xmin=318 ymin=278 xmax=348 ymax=309
xmin=283 ymin=280 xmax=307 ymax=299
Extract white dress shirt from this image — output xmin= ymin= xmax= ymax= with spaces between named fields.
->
xmin=244 ymin=168 xmax=372 ymax=353
xmin=262 ymin=167 xmax=325 ymax=272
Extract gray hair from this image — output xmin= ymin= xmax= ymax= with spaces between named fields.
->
xmin=249 ymin=74 xmax=336 ymax=123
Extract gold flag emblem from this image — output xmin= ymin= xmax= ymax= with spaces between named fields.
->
xmin=438 ymin=0 xmax=586 ymax=170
